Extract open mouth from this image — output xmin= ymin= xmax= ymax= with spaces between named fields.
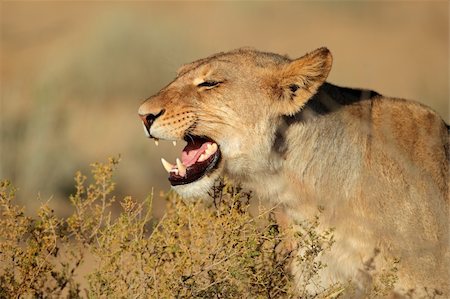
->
xmin=160 ymin=136 xmax=221 ymax=186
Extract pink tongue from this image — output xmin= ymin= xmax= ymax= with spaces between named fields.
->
xmin=181 ymin=142 xmax=212 ymax=167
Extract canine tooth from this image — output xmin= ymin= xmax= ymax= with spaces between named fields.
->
xmin=198 ymin=154 xmax=206 ymax=162
xmin=173 ymin=141 xmax=177 ymax=146
xmin=154 ymin=139 xmax=159 ymax=146
xmin=176 ymin=158 xmax=187 ymax=177
xmin=211 ymin=143 xmax=218 ymax=153
xmin=161 ymin=158 xmax=174 ymax=173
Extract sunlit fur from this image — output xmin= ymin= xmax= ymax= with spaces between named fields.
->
xmin=138 ymin=48 xmax=449 ymax=297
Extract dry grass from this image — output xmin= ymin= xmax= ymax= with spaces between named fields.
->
xmin=0 ymin=157 xmax=403 ymax=298
xmin=1 ymin=157 xmax=365 ymax=298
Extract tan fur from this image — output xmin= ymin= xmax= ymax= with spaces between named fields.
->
xmin=138 ymin=48 xmax=449 ymax=297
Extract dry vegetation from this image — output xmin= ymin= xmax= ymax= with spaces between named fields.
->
xmin=0 ymin=158 xmax=402 ymax=298
xmin=1 ymin=157 xmax=350 ymax=298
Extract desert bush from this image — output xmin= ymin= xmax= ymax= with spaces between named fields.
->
xmin=0 ymin=157 xmax=354 ymax=298
xmin=0 ymin=181 xmax=82 ymax=298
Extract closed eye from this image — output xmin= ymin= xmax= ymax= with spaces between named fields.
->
xmin=197 ymin=81 xmax=221 ymax=88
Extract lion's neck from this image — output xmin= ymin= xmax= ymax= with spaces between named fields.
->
xmin=243 ymin=83 xmax=379 ymax=220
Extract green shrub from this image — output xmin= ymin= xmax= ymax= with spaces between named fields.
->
xmin=1 ymin=157 xmax=350 ymax=298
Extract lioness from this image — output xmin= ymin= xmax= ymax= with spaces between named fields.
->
xmin=138 ymin=48 xmax=449 ymax=297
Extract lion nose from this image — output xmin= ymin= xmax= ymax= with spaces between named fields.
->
xmin=139 ymin=109 xmax=165 ymax=131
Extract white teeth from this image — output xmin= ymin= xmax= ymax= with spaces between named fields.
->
xmin=142 ymin=122 xmax=150 ymax=137
xmin=176 ymin=158 xmax=187 ymax=177
xmin=160 ymin=142 xmax=218 ymax=176
xmin=198 ymin=154 xmax=206 ymax=162
xmin=204 ymin=143 xmax=217 ymax=156
xmin=198 ymin=143 xmax=218 ymax=163
xmin=161 ymin=158 xmax=174 ymax=173
xmin=154 ymin=139 xmax=159 ymax=146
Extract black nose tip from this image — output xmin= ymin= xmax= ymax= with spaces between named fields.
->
xmin=139 ymin=109 xmax=165 ymax=130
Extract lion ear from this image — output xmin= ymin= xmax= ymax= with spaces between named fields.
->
xmin=274 ymin=47 xmax=332 ymax=115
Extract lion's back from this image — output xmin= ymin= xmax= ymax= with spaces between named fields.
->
xmin=365 ymin=97 xmax=448 ymax=196
xmin=346 ymin=97 xmax=449 ymax=295
xmin=286 ymin=93 xmax=449 ymax=296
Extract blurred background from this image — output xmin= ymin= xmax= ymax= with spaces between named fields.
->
xmin=1 ymin=1 xmax=448 ymax=217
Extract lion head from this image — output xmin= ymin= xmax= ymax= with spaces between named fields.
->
xmin=138 ymin=47 xmax=332 ymax=197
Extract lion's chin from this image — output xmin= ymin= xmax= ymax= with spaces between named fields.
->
xmin=171 ymin=170 xmax=221 ymax=199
